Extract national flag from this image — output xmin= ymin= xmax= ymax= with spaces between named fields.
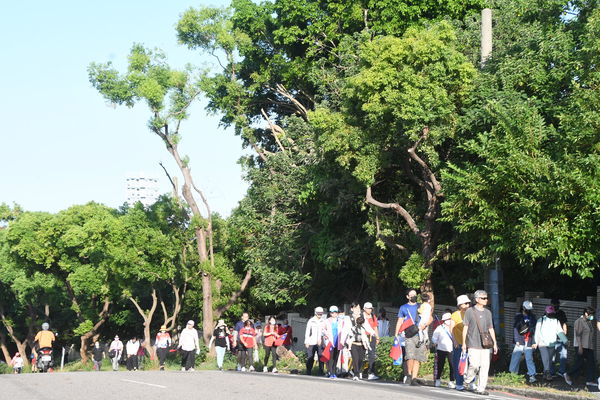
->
xmin=458 ymin=351 xmax=468 ymax=376
xmin=398 ymin=318 xmax=415 ymax=333
xmin=320 ymin=343 xmax=332 ymax=363
xmin=389 ymin=335 xmax=403 ymax=365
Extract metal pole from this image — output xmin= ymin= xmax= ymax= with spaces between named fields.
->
xmin=61 ymin=347 xmax=65 ymax=371
xmin=481 ymin=8 xmax=493 ymax=67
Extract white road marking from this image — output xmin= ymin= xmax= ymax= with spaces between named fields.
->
xmin=121 ymin=379 xmax=167 ymax=389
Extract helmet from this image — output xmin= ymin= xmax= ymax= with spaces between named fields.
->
xmin=42 ymin=322 xmax=49 ymax=331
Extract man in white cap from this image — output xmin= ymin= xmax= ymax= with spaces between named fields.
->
xmin=363 ymin=302 xmax=380 ymax=380
xmin=451 ymin=294 xmax=471 ymax=390
xmin=509 ymin=300 xmax=537 ymax=383
xmin=304 ymin=306 xmax=325 ymax=375
xmin=178 ymin=320 xmax=200 ymax=371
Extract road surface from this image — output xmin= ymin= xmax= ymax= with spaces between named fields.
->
xmin=1 ymin=370 xmax=539 ymax=400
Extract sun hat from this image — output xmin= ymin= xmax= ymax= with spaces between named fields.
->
xmin=363 ymin=302 xmax=373 ymax=309
xmin=160 ymin=325 xmax=167 ymax=331
xmin=329 ymin=305 xmax=339 ymax=313
xmin=442 ymin=312 xmax=452 ymax=321
xmin=456 ymin=294 xmax=471 ymax=306
xmin=522 ymin=301 xmax=533 ymax=310
xmin=216 ymin=319 xmax=225 ymax=327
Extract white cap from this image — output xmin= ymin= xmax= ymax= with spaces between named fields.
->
xmin=187 ymin=320 xmax=194 ymax=326
xmin=522 ymin=300 xmax=533 ymax=310
xmin=363 ymin=302 xmax=373 ymax=309
xmin=314 ymin=307 xmax=324 ymax=314
xmin=456 ymin=295 xmax=471 ymax=306
xmin=329 ymin=305 xmax=339 ymax=313
xmin=442 ymin=312 xmax=452 ymax=321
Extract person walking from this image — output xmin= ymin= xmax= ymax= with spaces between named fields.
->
xmin=462 ymin=290 xmax=498 ymax=396
xmin=378 ymin=309 xmax=390 ymax=338
xmin=92 ymin=341 xmax=104 ymax=371
xmin=363 ymin=302 xmax=380 ymax=380
xmin=432 ymin=313 xmax=456 ymax=388
xmin=349 ymin=315 xmax=371 ymax=381
xmin=534 ymin=305 xmax=565 ymax=382
xmin=10 ymin=352 xmax=24 ymax=374
xmin=304 ymin=306 xmax=325 ymax=375
xmin=155 ymin=325 xmax=172 ymax=371
xmin=263 ymin=316 xmax=280 ymax=373
xmin=109 ymin=335 xmax=124 ymax=371
xmin=238 ymin=319 xmax=257 ymax=371
xmin=550 ymin=298 xmax=569 ymax=380
xmin=209 ymin=319 xmax=230 ymax=371
xmin=451 ymin=294 xmax=470 ymax=390
xmin=234 ymin=312 xmax=249 ymax=371
xmin=565 ymin=307 xmax=597 ymax=387
xmin=509 ymin=301 xmax=537 ymax=383
xmin=396 ymin=289 xmax=427 ymax=386
xmin=126 ymin=337 xmax=140 ymax=371
xmin=323 ymin=305 xmax=342 ymax=378
xmin=178 ymin=320 xmax=200 ymax=372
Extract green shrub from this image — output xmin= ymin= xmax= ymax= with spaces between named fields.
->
xmin=375 ymin=336 xmax=404 ymax=381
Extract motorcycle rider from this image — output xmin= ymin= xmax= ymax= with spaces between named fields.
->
xmin=34 ymin=322 xmax=56 ymax=371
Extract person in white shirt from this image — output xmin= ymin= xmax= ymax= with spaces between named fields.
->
xmin=11 ymin=352 xmax=24 ymax=374
xmin=126 ymin=337 xmax=140 ymax=371
xmin=432 ymin=312 xmax=456 ymax=388
xmin=178 ymin=320 xmax=200 ymax=371
xmin=109 ymin=335 xmax=124 ymax=371
xmin=304 ymin=306 xmax=326 ymax=375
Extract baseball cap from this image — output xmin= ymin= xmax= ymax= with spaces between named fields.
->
xmin=545 ymin=305 xmax=555 ymax=314
xmin=315 ymin=306 xmax=324 ymax=314
xmin=363 ymin=302 xmax=373 ymax=309
xmin=456 ymin=294 xmax=471 ymax=306
xmin=329 ymin=305 xmax=339 ymax=313
xmin=522 ymin=300 xmax=533 ymax=310
xmin=187 ymin=320 xmax=194 ymax=326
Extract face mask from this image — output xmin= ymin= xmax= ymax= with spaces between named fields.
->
xmin=444 ymin=320 xmax=451 ymax=326
xmin=270 ymin=321 xmax=276 ymax=325
xmin=409 ymin=296 xmax=417 ymax=303
xmin=588 ymin=316 xmax=594 ymax=321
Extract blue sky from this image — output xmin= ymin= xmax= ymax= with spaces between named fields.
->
xmin=0 ymin=0 xmax=248 ymax=217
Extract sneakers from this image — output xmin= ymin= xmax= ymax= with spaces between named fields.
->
xmin=563 ymin=373 xmax=573 ymax=385
xmin=405 ymin=376 xmax=412 ymax=385
xmin=249 ymin=366 xmax=255 ymax=372
xmin=434 ymin=379 xmax=441 ymax=387
xmin=448 ymin=381 xmax=456 ymax=389
xmin=272 ymin=368 xmax=278 ymax=374
xmin=455 ymin=385 xmax=465 ymax=391
xmin=330 ymin=374 xmax=337 ymax=379
xmin=403 ymin=375 xmax=409 ymax=384
xmin=468 ymin=382 xmax=478 ymax=391
xmin=410 ymin=378 xmax=419 ymax=386
xmin=352 ymin=376 xmax=359 ymax=381
xmin=189 ymin=368 xmax=195 ymax=372
xmin=528 ymin=375 xmax=537 ymax=383
xmin=263 ymin=366 xmax=268 ymax=373
xmin=585 ymin=381 xmax=598 ymax=386
xmin=241 ymin=367 xmax=246 ymax=372
xmin=159 ymin=366 xmax=164 ymax=371
xmin=367 ymin=374 xmax=380 ymax=381
xmin=181 ymin=367 xmax=186 ymax=371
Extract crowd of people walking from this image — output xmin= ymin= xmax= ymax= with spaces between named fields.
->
xmin=6 ymin=288 xmax=600 ymax=396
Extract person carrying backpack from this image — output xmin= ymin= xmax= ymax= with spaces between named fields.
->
xmin=509 ymin=301 xmax=537 ymax=383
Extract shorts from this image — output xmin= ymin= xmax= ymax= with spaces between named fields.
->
xmin=405 ymin=335 xmax=428 ymax=362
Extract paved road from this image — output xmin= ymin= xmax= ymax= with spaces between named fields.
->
xmin=1 ymin=370 xmax=537 ymax=400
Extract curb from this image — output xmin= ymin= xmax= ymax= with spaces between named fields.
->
xmin=413 ymin=378 xmax=594 ymax=400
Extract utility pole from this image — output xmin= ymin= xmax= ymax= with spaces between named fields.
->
xmin=481 ymin=8 xmax=493 ymax=67
xmin=480 ymin=7 xmax=505 ymax=345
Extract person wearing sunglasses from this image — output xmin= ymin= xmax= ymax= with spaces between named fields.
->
xmin=462 ymin=290 xmax=498 ymax=396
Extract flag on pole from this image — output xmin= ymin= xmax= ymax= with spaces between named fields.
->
xmin=389 ymin=335 xmax=403 ymax=365
xmin=320 ymin=343 xmax=332 ymax=363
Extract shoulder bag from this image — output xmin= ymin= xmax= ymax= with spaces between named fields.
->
xmin=473 ymin=310 xmax=494 ymax=349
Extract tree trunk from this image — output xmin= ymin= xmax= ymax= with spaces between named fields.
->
xmin=0 ymin=305 xmax=29 ymax=367
xmin=0 ymin=331 xmax=12 ymax=364
xmin=130 ymin=290 xmax=157 ymax=360
xmin=78 ymin=299 xmax=111 ymax=363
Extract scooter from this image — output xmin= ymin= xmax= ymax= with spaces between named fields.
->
xmin=37 ymin=347 xmax=53 ymax=372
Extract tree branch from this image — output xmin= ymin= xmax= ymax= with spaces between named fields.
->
xmin=215 ymin=268 xmax=253 ymax=317
xmin=365 ymin=186 xmax=423 ymax=239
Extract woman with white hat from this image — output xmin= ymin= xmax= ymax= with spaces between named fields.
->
xmin=432 ymin=312 xmax=456 ymax=387
xmin=209 ymin=319 xmax=230 ymax=371
xmin=451 ymin=294 xmax=471 ymax=390
xmin=155 ymin=325 xmax=172 ymax=371
xmin=323 ymin=305 xmax=342 ymax=378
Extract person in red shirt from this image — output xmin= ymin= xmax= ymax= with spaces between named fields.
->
xmin=238 ymin=320 xmax=257 ymax=371
xmin=277 ymin=319 xmax=293 ymax=350
xmin=363 ymin=302 xmax=380 ymax=380
xmin=263 ymin=316 xmax=280 ymax=373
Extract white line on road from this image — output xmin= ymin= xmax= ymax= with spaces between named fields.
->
xmin=121 ymin=379 xmax=167 ymax=389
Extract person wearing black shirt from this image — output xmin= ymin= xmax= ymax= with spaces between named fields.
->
xmin=209 ymin=319 xmax=230 ymax=371
xmin=550 ymin=298 xmax=569 ymax=379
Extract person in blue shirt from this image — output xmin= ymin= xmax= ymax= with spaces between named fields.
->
xmin=395 ymin=288 xmax=426 ymax=385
